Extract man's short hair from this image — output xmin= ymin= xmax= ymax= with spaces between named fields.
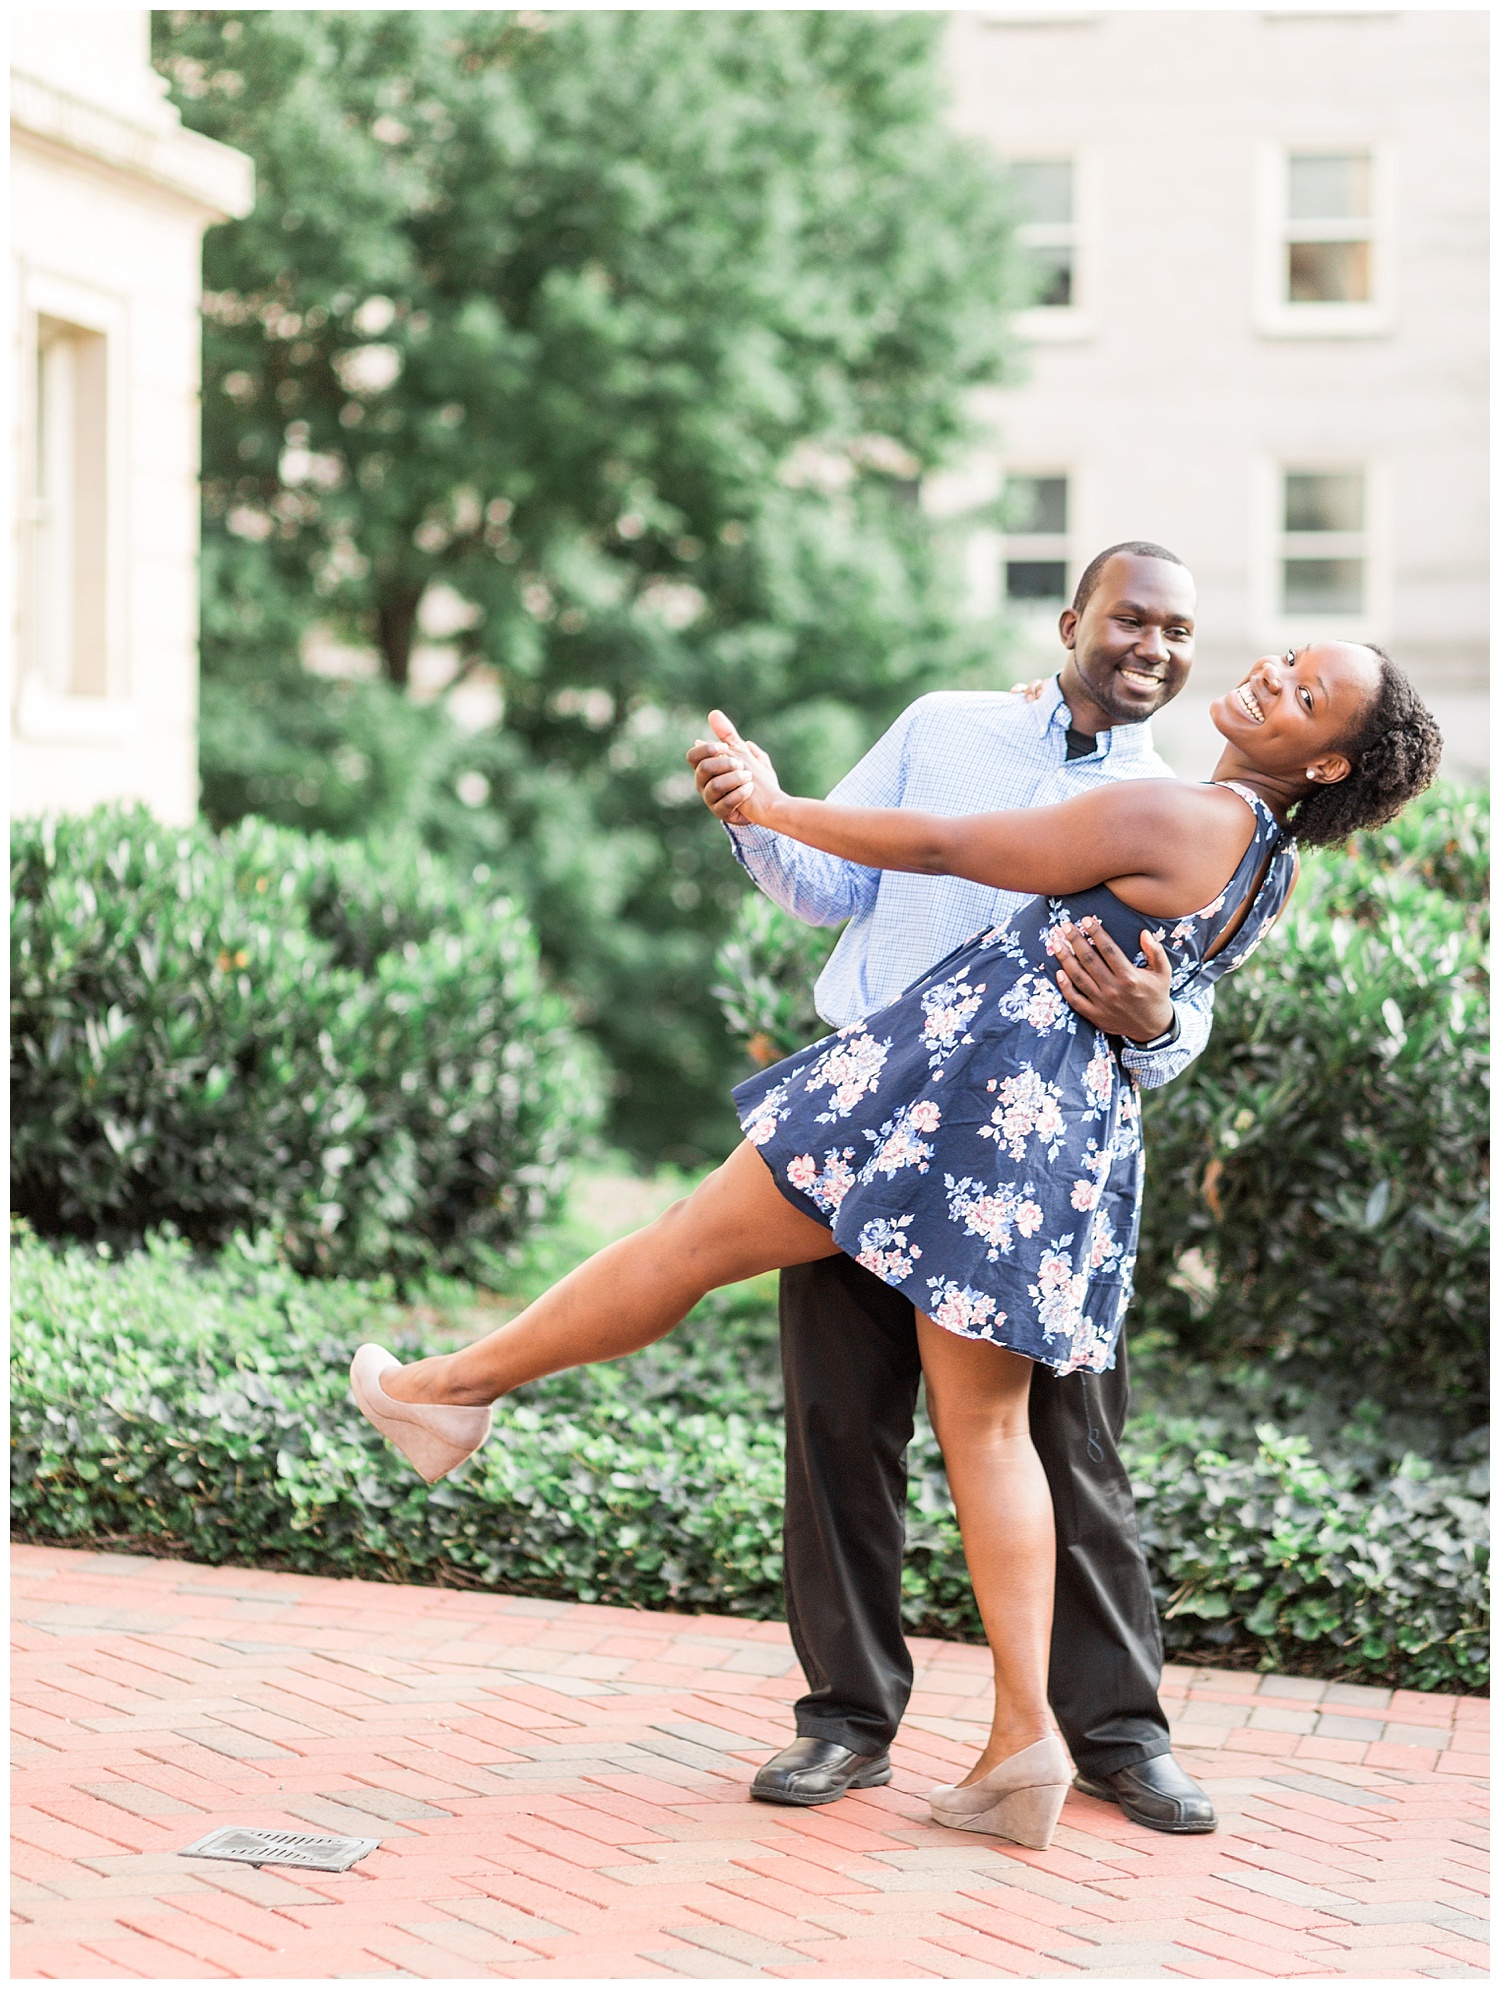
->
xmin=1071 ymin=541 xmax=1187 ymax=618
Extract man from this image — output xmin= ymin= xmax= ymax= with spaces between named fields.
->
xmin=688 ymin=542 xmax=1216 ymax=1835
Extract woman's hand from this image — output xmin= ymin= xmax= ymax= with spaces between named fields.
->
xmin=686 ymin=710 xmax=785 ymax=827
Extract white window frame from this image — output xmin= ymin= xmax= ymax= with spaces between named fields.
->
xmin=1007 ymin=152 xmax=1091 ymax=344
xmin=1000 ymin=467 xmax=1073 ymax=621
xmin=1254 ymin=142 xmax=1393 ymax=339
xmin=14 ymin=268 xmax=133 ymax=743
xmin=1249 ymin=457 xmax=1392 ymax=650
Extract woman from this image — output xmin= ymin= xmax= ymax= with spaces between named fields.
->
xmin=351 ymin=641 xmax=1439 ymax=1850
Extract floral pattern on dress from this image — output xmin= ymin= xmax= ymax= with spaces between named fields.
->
xmin=977 ymin=1065 xmax=1069 ymax=1161
xmin=1059 ymin=1306 xmax=1121 ymax=1377
xmin=920 ymin=973 xmax=987 ymax=1071
xmin=1029 ymin=1240 xmax=1088 ymax=1344
xmin=1221 ymin=925 xmax=1274 ymax=973
xmin=975 ymin=922 xmax=1026 ymax=960
xmin=1114 ymin=1082 xmax=1142 ymax=1157
xmin=742 ymin=1079 xmax=792 ymax=1147
xmin=926 ymin=1279 xmax=1001 ymax=1334
xmin=1081 ymin=1041 xmax=1115 ymax=1110
xmin=805 ymin=1028 xmax=891 ymax=1123
xmin=786 ymin=1147 xmax=857 ymax=1216
xmin=1068 ymin=1140 xmax=1113 ymax=1212
xmin=858 ymin=1099 xmax=942 ymax=1182
xmin=945 ymin=1174 xmax=1044 ymax=1261
xmin=856 ymin=1215 xmax=921 ymax=1283
xmin=995 ymin=973 xmax=1074 ymax=1036
xmin=1086 ymin=1207 xmax=1124 ymax=1275
xmin=733 ymin=782 xmax=1295 ymax=1377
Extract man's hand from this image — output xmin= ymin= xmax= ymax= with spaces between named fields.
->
xmin=1052 ymin=917 xmax=1175 ymax=1044
xmin=686 ymin=709 xmax=784 ymax=826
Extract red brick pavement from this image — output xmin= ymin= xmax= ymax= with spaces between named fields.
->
xmin=11 ymin=1546 xmax=1488 ymax=1980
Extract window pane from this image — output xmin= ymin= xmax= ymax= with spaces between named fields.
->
xmin=1282 ymin=557 xmax=1364 ymax=614
xmin=1006 ymin=559 xmax=1068 ymax=602
xmin=34 ymin=319 xmax=108 ymax=697
xmin=1025 ymin=243 xmax=1074 ymax=308
xmin=1288 ymin=152 xmax=1371 ymax=222
xmin=34 ymin=336 xmax=76 ymax=695
xmin=1010 ymin=160 xmax=1073 ymax=226
xmin=1284 ymin=472 xmax=1364 ymax=534
xmin=1287 ymin=239 xmax=1371 ymax=304
xmin=1005 ymin=475 xmax=1068 ymax=536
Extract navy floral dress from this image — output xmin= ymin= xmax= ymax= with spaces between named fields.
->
xmin=733 ymin=784 xmax=1295 ymax=1376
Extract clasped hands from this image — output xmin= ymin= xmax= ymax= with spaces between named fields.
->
xmin=686 ymin=705 xmax=1177 ymax=1048
xmin=689 ymin=708 xmax=781 ymax=830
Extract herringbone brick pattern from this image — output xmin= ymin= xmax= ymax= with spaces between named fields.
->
xmin=12 ymin=1546 xmax=1488 ymax=1979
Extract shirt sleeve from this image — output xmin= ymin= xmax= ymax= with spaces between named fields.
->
xmin=1120 ymin=977 xmax=1215 ymax=1089
xmin=723 ymin=701 xmax=919 ymax=928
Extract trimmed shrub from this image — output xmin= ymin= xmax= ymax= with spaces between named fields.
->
xmin=712 ymin=893 xmax=838 ymax=1068
xmin=11 ymin=1231 xmax=1486 ymax=1691
xmin=10 ymin=806 xmax=602 ymax=1281
xmin=713 ymin=785 xmax=1489 ymax=1418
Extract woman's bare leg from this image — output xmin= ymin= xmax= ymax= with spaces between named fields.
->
xmin=383 ymin=1142 xmax=840 ymax=1405
xmin=916 ymin=1314 xmax=1056 ymax=1783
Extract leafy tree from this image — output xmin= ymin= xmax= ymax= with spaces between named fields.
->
xmin=154 ymin=8 xmax=1027 ymax=1158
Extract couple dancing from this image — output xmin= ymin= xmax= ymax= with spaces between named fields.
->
xmin=352 ymin=543 xmax=1439 ymax=1852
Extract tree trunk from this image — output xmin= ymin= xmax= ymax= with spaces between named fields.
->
xmin=376 ymin=585 xmax=425 ymax=687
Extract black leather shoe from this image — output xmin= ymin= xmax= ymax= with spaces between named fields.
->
xmin=751 ymin=1737 xmax=893 ymax=1807
xmin=1072 ymin=1753 xmax=1217 ymax=1834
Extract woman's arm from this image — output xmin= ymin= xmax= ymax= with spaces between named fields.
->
xmin=713 ymin=753 xmax=1253 ymax=914
xmin=698 ymin=711 xmax=1266 ymax=912
xmin=761 ymin=784 xmax=1180 ymax=894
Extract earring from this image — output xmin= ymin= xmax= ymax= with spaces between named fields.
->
xmin=1306 ymin=769 xmax=1320 ymax=780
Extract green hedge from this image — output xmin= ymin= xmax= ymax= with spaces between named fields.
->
xmin=712 ymin=892 xmax=839 ymax=1069
xmin=11 ymin=1231 xmax=1486 ymax=1691
xmin=714 ymin=785 xmax=1489 ymax=1419
xmin=10 ymin=806 xmax=602 ymax=1282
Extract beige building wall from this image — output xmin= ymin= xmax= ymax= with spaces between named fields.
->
xmin=939 ymin=8 xmax=1488 ymax=780
xmin=10 ymin=10 xmax=253 ymax=822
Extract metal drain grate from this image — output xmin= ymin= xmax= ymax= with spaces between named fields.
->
xmin=178 ymin=1826 xmax=379 ymax=1873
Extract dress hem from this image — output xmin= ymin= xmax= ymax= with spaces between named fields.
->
xmin=740 ymin=1126 xmax=1118 ymax=1380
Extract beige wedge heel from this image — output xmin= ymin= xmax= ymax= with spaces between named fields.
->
xmin=928 ymin=1735 xmax=1071 ymax=1850
xmin=350 ymin=1344 xmax=492 ymax=1484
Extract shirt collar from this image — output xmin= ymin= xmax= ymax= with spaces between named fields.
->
xmin=1032 ymin=673 xmax=1157 ymax=761
xmin=1026 ymin=675 xmax=1070 ymax=739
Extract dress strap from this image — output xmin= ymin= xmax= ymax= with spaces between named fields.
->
xmin=1217 ymin=779 xmax=1281 ymax=832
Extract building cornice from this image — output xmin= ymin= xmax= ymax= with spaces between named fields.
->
xmin=10 ymin=70 xmax=254 ymax=221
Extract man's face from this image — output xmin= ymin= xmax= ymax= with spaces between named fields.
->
xmin=1059 ymin=554 xmax=1196 ymax=725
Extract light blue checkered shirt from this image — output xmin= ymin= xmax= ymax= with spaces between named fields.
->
xmin=727 ymin=677 xmax=1214 ymax=1089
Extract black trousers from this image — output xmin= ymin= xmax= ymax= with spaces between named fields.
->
xmin=779 ymin=1252 xmax=1171 ymax=1780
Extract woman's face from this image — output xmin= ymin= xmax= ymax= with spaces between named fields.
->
xmin=1210 ymin=642 xmax=1381 ymax=782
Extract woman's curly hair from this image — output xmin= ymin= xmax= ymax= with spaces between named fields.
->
xmin=1289 ymin=645 xmax=1443 ymax=847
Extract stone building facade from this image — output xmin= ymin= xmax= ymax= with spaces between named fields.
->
xmin=938 ymin=8 xmax=1487 ymax=778
xmin=10 ymin=10 xmax=253 ymax=821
